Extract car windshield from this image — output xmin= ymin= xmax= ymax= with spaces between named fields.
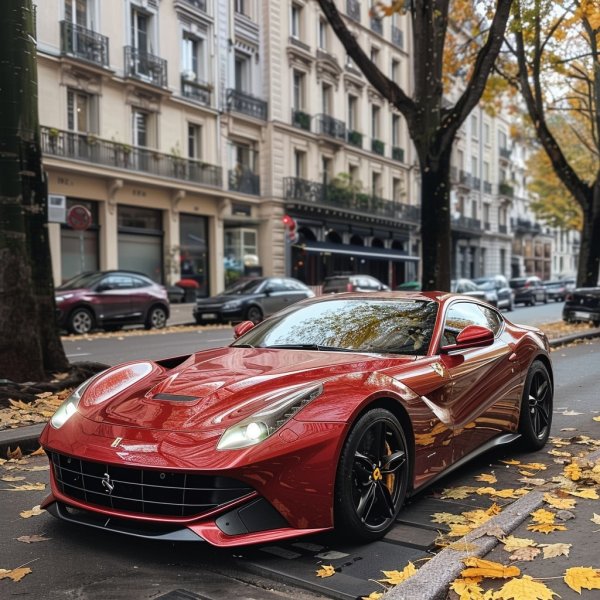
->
xmin=57 ymin=272 xmax=103 ymax=290
xmin=232 ymin=299 xmax=439 ymax=356
xmin=475 ymin=280 xmax=494 ymax=291
xmin=222 ymin=279 xmax=264 ymax=295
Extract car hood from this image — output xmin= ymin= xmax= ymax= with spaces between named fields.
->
xmin=78 ymin=348 xmax=417 ymax=432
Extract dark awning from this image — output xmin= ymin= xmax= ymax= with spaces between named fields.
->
xmin=293 ymin=241 xmax=420 ymax=263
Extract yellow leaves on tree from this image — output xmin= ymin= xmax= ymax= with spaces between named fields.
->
xmin=460 ymin=557 xmax=520 ymax=580
xmin=563 ymin=566 xmax=600 ymax=594
xmin=494 ymin=575 xmax=558 ymax=600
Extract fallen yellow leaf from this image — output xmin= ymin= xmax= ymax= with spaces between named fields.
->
xmin=361 ymin=593 xmax=383 ymax=600
xmin=450 ymin=576 xmax=484 ymax=599
xmin=494 ymin=574 xmax=558 ymax=599
xmin=500 ymin=536 xmax=537 ymax=553
xmin=475 ymin=473 xmax=497 ymax=484
xmin=19 ymin=505 xmax=44 ymax=519
xmin=461 ymin=557 xmax=520 ymax=579
xmin=593 ymin=416 xmax=600 ymax=422
xmin=564 ymin=463 xmax=582 ymax=481
xmin=509 ymin=546 xmax=541 ymax=562
xmin=543 ymin=493 xmax=576 ymax=510
xmin=0 ymin=567 xmax=32 ymax=583
xmin=378 ymin=562 xmax=417 ymax=585
xmin=527 ymin=523 xmax=567 ymax=534
xmin=29 ymin=446 xmax=45 ymax=457
xmin=500 ymin=459 xmax=520 ymax=465
xmin=540 ymin=543 xmax=571 ymax=559
xmin=520 ymin=462 xmax=547 ymax=471
xmin=440 ymin=486 xmax=477 ymax=500
xmin=430 ymin=512 xmax=467 ymax=525
xmin=316 ymin=565 xmax=335 ymax=578
xmin=563 ymin=566 xmax=600 ymax=594
xmin=6 ymin=447 xmax=22 ymax=460
xmin=565 ymin=488 xmax=599 ymax=500
xmin=1 ymin=476 xmax=25 ymax=482
xmin=591 ymin=513 xmax=600 ymax=525
xmin=16 ymin=534 xmax=50 ymax=544
xmin=530 ymin=509 xmax=556 ymax=524
xmin=3 ymin=482 xmax=45 ymax=492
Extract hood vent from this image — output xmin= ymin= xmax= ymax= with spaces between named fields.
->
xmin=153 ymin=393 xmax=198 ymax=402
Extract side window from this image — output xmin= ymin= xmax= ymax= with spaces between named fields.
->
xmin=130 ymin=276 xmax=149 ymax=288
xmin=100 ymin=275 xmax=133 ymax=290
xmin=442 ymin=302 xmax=489 ymax=346
xmin=265 ymin=278 xmax=286 ymax=292
xmin=479 ymin=306 xmax=503 ymax=335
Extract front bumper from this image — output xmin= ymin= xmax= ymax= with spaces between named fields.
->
xmin=563 ymin=308 xmax=600 ymax=323
xmin=193 ymin=306 xmax=245 ymax=323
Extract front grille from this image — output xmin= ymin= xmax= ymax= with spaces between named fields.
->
xmin=49 ymin=452 xmax=254 ymax=518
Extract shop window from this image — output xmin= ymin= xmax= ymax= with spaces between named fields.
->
xmin=179 ymin=214 xmax=209 ymax=297
xmin=60 ymin=198 xmax=99 ymax=282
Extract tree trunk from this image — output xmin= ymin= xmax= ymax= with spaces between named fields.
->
xmin=0 ymin=0 xmax=68 ymax=381
xmin=419 ymin=149 xmax=453 ymax=291
xmin=577 ymin=183 xmax=600 ymax=287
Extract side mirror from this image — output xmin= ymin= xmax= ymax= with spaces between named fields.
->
xmin=233 ymin=320 xmax=255 ymax=339
xmin=441 ymin=325 xmax=494 ymax=353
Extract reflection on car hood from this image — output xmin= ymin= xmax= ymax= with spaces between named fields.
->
xmin=78 ymin=348 xmax=417 ymax=432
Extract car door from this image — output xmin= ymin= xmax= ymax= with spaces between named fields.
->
xmin=127 ymin=275 xmax=153 ymax=322
xmin=438 ymin=301 xmax=519 ymax=461
xmin=260 ymin=279 xmax=290 ymax=316
xmin=94 ymin=274 xmax=134 ymax=322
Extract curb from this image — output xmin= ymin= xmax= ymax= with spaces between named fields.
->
xmin=0 ymin=423 xmax=45 ymax=457
xmin=548 ymin=327 xmax=600 ymax=348
xmin=383 ymin=447 xmax=600 ymax=600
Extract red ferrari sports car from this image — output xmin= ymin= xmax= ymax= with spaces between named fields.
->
xmin=40 ymin=292 xmax=553 ymax=547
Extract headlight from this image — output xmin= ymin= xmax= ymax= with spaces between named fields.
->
xmin=222 ymin=300 xmax=243 ymax=310
xmin=217 ymin=383 xmax=323 ymax=450
xmin=50 ymin=378 xmax=94 ymax=429
xmin=55 ymin=294 xmax=73 ymax=303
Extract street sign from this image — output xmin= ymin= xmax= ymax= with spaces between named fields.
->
xmin=48 ymin=194 xmax=66 ymax=223
xmin=67 ymin=204 xmax=92 ymax=231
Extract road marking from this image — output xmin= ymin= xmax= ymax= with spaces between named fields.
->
xmin=66 ymin=353 xmax=91 ymax=357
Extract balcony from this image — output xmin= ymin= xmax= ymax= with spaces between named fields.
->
xmin=391 ymin=25 xmax=404 ymax=48
xmin=181 ymin=76 xmax=211 ymax=107
xmin=124 ymin=46 xmax=167 ymax=88
xmin=40 ymin=126 xmax=222 ymax=188
xmin=483 ymin=181 xmax=492 ymax=194
xmin=498 ymin=181 xmax=514 ymax=198
xmin=228 ymin=168 xmax=260 ymax=196
xmin=315 ymin=114 xmax=346 ymax=141
xmin=371 ymin=138 xmax=385 ymax=155
xmin=347 ymin=129 xmax=363 ymax=148
xmin=181 ymin=0 xmax=207 ymax=10
xmin=284 ymin=177 xmax=420 ymax=224
xmin=346 ymin=0 xmax=361 ymax=21
xmin=226 ymin=89 xmax=268 ymax=120
xmin=512 ymin=218 xmax=542 ymax=234
xmin=371 ymin=17 xmax=383 ymax=35
xmin=472 ymin=176 xmax=481 ymax=190
xmin=291 ymin=109 xmax=311 ymax=131
xmin=499 ymin=224 xmax=508 ymax=234
xmin=459 ymin=170 xmax=472 ymax=187
xmin=452 ymin=215 xmax=482 ymax=234
xmin=60 ymin=21 xmax=109 ymax=68
xmin=392 ymin=146 xmax=405 ymax=162
xmin=499 ymin=147 xmax=512 ymax=160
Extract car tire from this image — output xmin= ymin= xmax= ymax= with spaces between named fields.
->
xmin=334 ymin=408 xmax=409 ymax=542
xmin=518 ymin=361 xmax=553 ymax=451
xmin=529 ymin=297 xmax=535 ymax=307
xmin=145 ymin=305 xmax=168 ymax=330
xmin=507 ymin=300 xmax=513 ymax=312
xmin=67 ymin=307 xmax=94 ymax=335
xmin=543 ymin=294 xmax=548 ymax=304
xmin=246 ymin=306 xmax=263 ymax=325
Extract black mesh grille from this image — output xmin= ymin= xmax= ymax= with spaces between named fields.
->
xmin=49 ymin=452 xmax=254 ymax=518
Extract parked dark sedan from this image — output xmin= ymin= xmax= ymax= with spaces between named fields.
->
xmin=323 ymin=274 xmax=389 ymax=293
xmin=193 ymin=277 xmax=314 ymax=325
xmin=543 ymin=280 xmax=567 ymax=302
xmin=563 ymin=287 xmax=600 ymax=327
xmin=509 ymin=276 xmax=548 ymax=306
xmin=56 ymin=271 xmax=170 ymax=335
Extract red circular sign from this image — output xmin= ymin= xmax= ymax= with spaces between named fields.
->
xmin=67 ymin=205 xmax=92 ymax=231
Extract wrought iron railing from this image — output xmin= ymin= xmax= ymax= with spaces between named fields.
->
xmin=392 ymin=146 xmax=405 ymax=162
xmin=181 ymin=76 xmax=211 ymax=106
xmin=228 ymin=168 xmax=260 ymax=195
xmin=459 ymin=170 xmax=472 ymax=187
xmin=292 ymin=109 xmax=311 ymax=131
xmin=499 ymin=182 xmax=514 ymax=197
xmin=41 ymin=126 xmax=222 ymax=188
xmin=315 ymin=114 xmax=346 ymax=140
xmin=499 ymin=224 xmax=508 ymax=234
xmin=451 ymin=215 xmax=482 ymax=232
xmin=124 ymin=46 xmax=167 ymax=87
xmin=347 ymin=129 xmax=363 ymax=148
xmin=371 ymin=138 xmax=385 ymax=155
xmin=284 ymin=177 xmax=420 ymax=223
xmin=60 ymin=21 xmax=109 ymax=67
xmin=472 ymin=176 xmax=481 ymax=190
xmin=226 ymin=89 xmax=268 ymax=120
xmin=499 ymin=147 xmax=512 ymax=159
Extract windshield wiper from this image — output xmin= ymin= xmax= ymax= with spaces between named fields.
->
xmin=262 ymin=344 xmax=355 ymax=352
xmin=233 ymin=343 xmax=254 ymax=348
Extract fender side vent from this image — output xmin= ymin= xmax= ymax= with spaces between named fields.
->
xmin=154 ymin=393 xmax=198 ymax=402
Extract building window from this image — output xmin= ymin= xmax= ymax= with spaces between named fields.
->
xmin=322 ymin=83 xmax=332 ymax=114
xmin=65 ymin=0 xmax=91 ymax=27
xmin=391 ymin=59 xmax=400 ymax=83
xmin=471 ymin=156 xmax=478 ymax=177
xmin=370 ymin=46 xmax=380 ymax=66
xmin=293 ymin=70 xmax=305 ymax=110
xmin=182 ymin=33 xmax=204 ymax=82
xmin=131 ymin=6 xmax=151 ymax=53
xmin=291 ymin=3 xmax=302 ymax=38
xmin=371 ymin=171 xmax=381 ymax=196
xmin=318 ymin=17 xmax=328 ymax=49
xmin=234 ymin=52 xmax=251 ymax=92
xmin=483 ymin=161 xmax=490 ymax=182
xmin=392 ymin=114 xmax=401 ymax=147
xmin=348 ymin=95 xmax=358 ymax=130
xmin=392 ymin=177 xmax=403 ymax=202
xmin=322 ymin=156 xmax=332 ymax=182
xmin=371 ymin=105 xmax=380 ymax=138
xmin=294 ymin=149 xmax=306 ymax=178
xmin=188 ymin=124 xmax=202 ymax=159
xmin=484 ymin=122 xmax=490 ymax=145
xmin=499 ymin=130 xmax=507 ymax=149
xmin=67 ymin=89 xmax=97 ymax=133
xmin=132 ymin=109 xmax=150 ymax=147
xmin=349 ymin=164 xmax=359 ymax=185
xmin=470 ymin=114 xmax=478 ymax=138
xmin=235 ymin=0 xmax=253 ymax=19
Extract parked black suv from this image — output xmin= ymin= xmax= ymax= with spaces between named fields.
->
xmin=563 ymin=287 xmax=600 ymax=327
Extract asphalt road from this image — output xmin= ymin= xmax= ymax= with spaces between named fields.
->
xmin=2 ymin=337 xmax=597 ymax=600
xmin=62 ymin=300 xmax=566 ymax=367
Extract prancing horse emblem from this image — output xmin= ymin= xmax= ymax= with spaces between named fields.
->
xmin=101 ymin=473 xmax=115 ymax=494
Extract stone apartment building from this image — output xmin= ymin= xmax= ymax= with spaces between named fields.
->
xmin=36 ymin=0 xmax=573 ymax=294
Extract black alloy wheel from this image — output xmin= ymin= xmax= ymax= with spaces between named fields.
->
xmin=335 ymin=408 xmax=409 ymax=542
xmin=519 ymin=361 xmax=553 ymax=451
xmin=246 ymin=305 xmax=263 ymax=324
